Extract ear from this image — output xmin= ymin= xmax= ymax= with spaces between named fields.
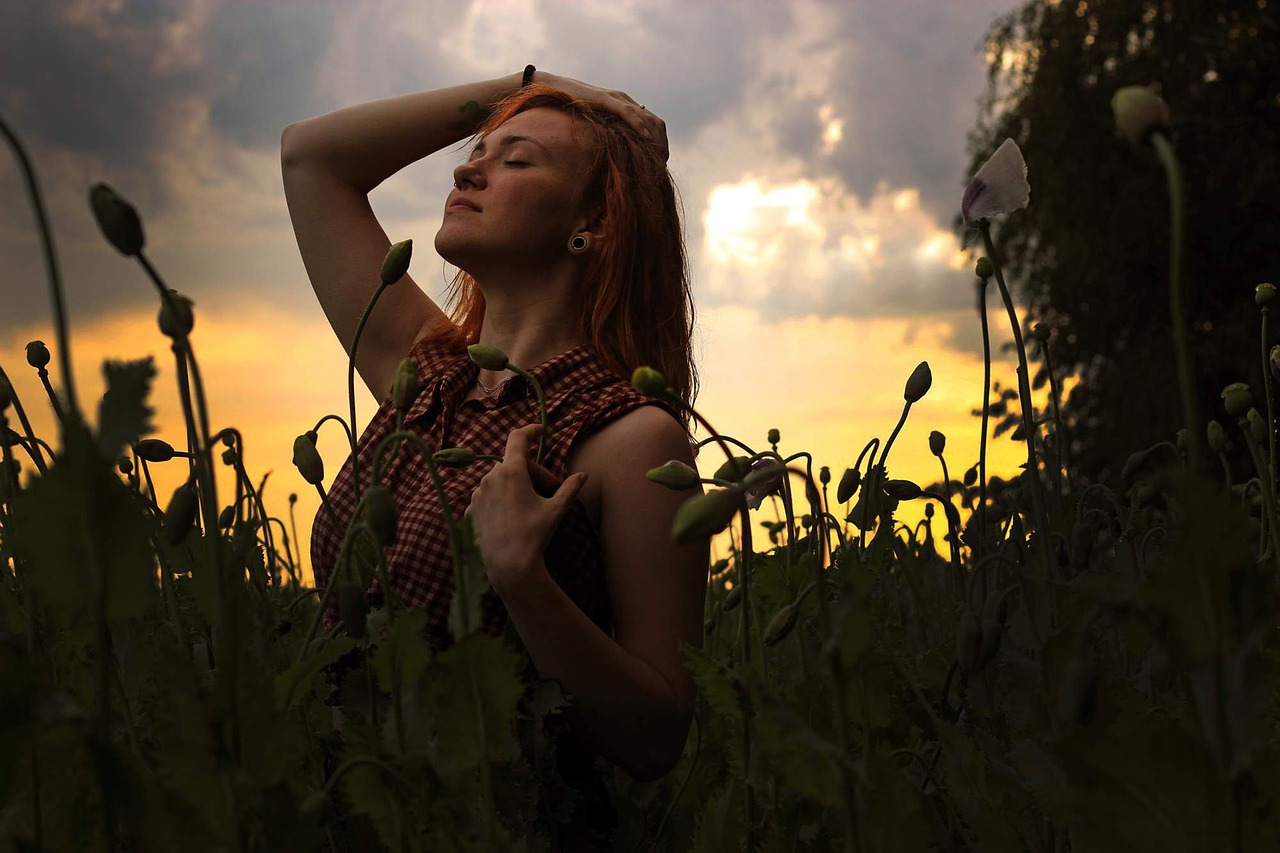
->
xmin=573 ymin=206 xmax=608 ymax=246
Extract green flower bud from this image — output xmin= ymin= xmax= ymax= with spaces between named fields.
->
xmin=976 ymin=618 xmax=1002 ymax=671
xmin=218 ymin=505 xmax=235 ymax=529
xmin=671 ymin=489 xmax=742 ymax=545
xmin=158 ymin=290 xmax=195 ymax=339
xmin=956 ymin=610 xmax=980 ymax=673
xmin=1175 ymin=428 xmax=1187 ymax=452
xmin=767 ymin=428 xmax=780 ymax=445
xmin=703 ymin=614 xmax=717 ymax=635
xmin=1148 ymin=642 xmax=1175 ymax=693
xmin=819 ymin=465 xmax=830 ymax=485
xmin=712 ymin=456 xmax=752 ymax=483
xmin=392 ymin=357 xmax=419 ymax=412
xmin=836 ymin=467 xmax=860 ymax=503
xmin=1032 ymin=323 xmax=1050 ymax=343
xmin=289 ymin=493 xmax=298 ymax=505
xmin=25 ymin=340 xmax=50 ymax=369
xmin=1057 ymin=659 xmax=1099 ymax=728
xmin=117 ymin=456 xmax=133 ymax=475
xmin=292 ymin=432 xmax=324 ymax=485
xmin=220 ymin=430 xmax=235 ymax=447
xmin=646 ymin=459 xmax=701 ymax=490
xmin=433 ymin=447 xmax=477 ymax=468
xmin=975 ymin=257 xmax=993 ymax=280
xmin=1207 ymin=420 xmax=1226 ymax=453
xmin=467 ymin=343 xmax=509 ymax=371
xmin=135 ymin=438 xmax=176 ymax=462
xmin=883 ymin=479 xmax=922 ymax=501
xmin=1256 ymin=283 xmax=1276 ymax=306
xmin=847 ymin=481 xmax=881 ymax=531
xmin=163 ymin=481 xmax=199 ymax=546
xmin=338 ymin=582 xmax=368 ymax=638
xmin=1248 ymin=408 xmax=1267 ymax=444
xmin=723 ymin=584 xmax=742 ymax=612
xmin=1111 ymin=85 xmax=1170 ymax=147
xmin=363 ymin=484 xmax=398 ymax=548
xmin=928 ymin=430 xmax=946 ymax=457
xmin=763 ymin=603 xmax=799 ymax=647
xmin=630 ymin=365 xmax=667 ymax=397
xmin=380 ymin=239 xmax=413 ymax=285
xmin=963 ymin=464 xmax=978 ymax=487
xmin=924 ymin=502 xmax=934 ymax=519
xmin=1221 ymin=383 xmax=1252 ymax=419
xmin=221 ymin=447 xmax=238 ymax=466
xmin=89 ymin=182 xmax=145 ymax=256
xmin=904 ymin=361 xmax=932 ymax=403
xmin=232 ymin=519 xmax=259 ymax=561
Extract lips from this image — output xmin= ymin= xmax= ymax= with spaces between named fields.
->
xmin=446 ymin=195 xmax=481 ymax=212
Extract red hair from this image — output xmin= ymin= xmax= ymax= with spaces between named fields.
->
xmin=433 ymin=83 xmax=698 ymax=432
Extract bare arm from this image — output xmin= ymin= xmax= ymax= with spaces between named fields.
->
xmin=279 ymin=74 xmax=526 ymax=402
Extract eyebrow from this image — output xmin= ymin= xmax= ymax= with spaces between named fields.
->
xmin=469 ymin=134 xmax=550 ymax=158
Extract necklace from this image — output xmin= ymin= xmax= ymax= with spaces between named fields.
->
xmin=476 ymin=374 xmax=513 ymax=395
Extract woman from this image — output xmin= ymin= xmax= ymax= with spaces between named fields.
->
xmin=279 ymin=68 xmax=707 ymax=822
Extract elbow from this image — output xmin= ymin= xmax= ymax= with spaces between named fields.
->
xmin=620 ymin=706 xmax=694 ymax=783
xmin=279 ymin=120 xmax=314 ymax=171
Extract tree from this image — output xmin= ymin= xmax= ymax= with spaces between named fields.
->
xmin=965 ymin=0 xmax=1280 ymax=485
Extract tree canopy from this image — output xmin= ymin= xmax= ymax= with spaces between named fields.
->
xmin=966 ymin=0 xmax=1279 ymax=483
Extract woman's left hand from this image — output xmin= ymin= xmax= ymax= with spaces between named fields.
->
xmin=464 ymin=423 xmax=589 ymax=597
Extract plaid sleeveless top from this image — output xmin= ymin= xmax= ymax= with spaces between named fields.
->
xmin=309 ymin=330 xmax=686 ymax=651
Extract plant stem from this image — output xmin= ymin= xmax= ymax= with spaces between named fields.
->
xmin=346 ymin=282 xmax=393 ymax=510
xmin=1150 ymin=131 xmax=1202 ymax=468
xmin=977 ymin=276 xmax=992 ymax=564
xmin=1262 ymin=309 xmax=1277 ymax=498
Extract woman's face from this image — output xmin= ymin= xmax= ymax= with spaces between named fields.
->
xmin=435 ymin=107 xmax=597 ymax=275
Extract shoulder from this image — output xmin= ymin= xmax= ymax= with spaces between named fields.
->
xmin=573 ymin=401 xmax=694 ymax=472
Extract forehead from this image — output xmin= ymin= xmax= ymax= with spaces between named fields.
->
xmin=479 ymin=108 xmax=592 ymax=160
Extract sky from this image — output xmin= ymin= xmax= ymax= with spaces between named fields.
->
xmin=0 ymin=0 xmax=1038 ymax=583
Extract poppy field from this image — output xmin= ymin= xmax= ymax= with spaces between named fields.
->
xmin=2 ymin=88 xmax=1279 ymax=852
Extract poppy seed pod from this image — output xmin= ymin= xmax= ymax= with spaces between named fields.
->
xmin=712 ymin=456 xmax=752 ymax=483
xmin=221 ymin=447 xmax=237 ymax=466
xmin=467 ymin=344 xmax=509 ymax=371
xmin=1207 ymin=420 xmax=1226 ymax=453
xmin=338 ymin=581 xmax=369 ymax=638
xmin=646 ymin=460 xmax=701 ymax=490
xmin=819 ymin=465 xmax=830 ymax=485
xmin=288 ymin=493 xmax=297 ymax=505
xmin=1248 ymin=408 xmax=1267 ymax=444
xmin=924 ymin=502 xmax=934 ymax=519
xmin=380 ymin=239 xmax=413 ymax=285
xmin=292 ymin=432 xmax=324 ymax=485
xmin=117 ymin=457 xmax=133 ymax=475
xmin=671 ymin=489 xmax=743 ymax=545
xmin=1221 ymin=383 xmax=1252 ymax=419
xmin=218 ymin=505 xmax=235 ymax=529
xmin=232 ymin=519 xmax=259 ymax=561
xmin=433 ymin=447 xmax=477 ymax=468
xmin=392 ymin=358 xmax=419 ymax=413
xmin=135 ymin=438 xmax=176 ymax=463
xmin=975 ymin=256 xmax=993 ymax=280
xmin=220 ymin=430 xmax=235 ymax=447
xmin=89 ymin=183 xmax=145 ymax=256
xmin=630 ymin=366 xmax=667 ymax=397
xmin=25 ymin=340 xmax=50 ymax=369
xmin=163 ymin=481 xmax=199 ymax=546
xmin=1257 ymin=283 xmax=1276 ymax=306
xmin=767 ymin=428 xmax=780 ymax=445
xmin=904 ymin=361 xmax=932 ymax=403
xmin=929 ymin=430 xmax=946 ymax=457
xmin=956 ymin=610 xmax=980 ymax=673
xmin=363 ymin=484 xmax=398 ymax=548
xmin=883 ymin=479 xmax=922 ymax=501
xmin=1111 ymin=85 xmax=1170 ymax=147
xmin=1032 ymin=323 xmax=1050 ymax=343
xmin=158 ymin=290 xmax=195 ymax=339
xmin=763 ymin=603 xmax=799 ymax=647
xmin=723 ymin=584 xmax=742 ymax=612
xmin=836 ymin=467 xmax=861 ymax=503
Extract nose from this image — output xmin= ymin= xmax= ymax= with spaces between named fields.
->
xmin=453 ymin=158 xmax=485 ymax=190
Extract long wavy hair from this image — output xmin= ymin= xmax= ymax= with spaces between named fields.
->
xmin=433 ymin=83 xmax=698 ymax=432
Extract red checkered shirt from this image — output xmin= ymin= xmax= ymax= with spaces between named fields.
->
xmin=309 ymin=330 xmax=686 ymax=651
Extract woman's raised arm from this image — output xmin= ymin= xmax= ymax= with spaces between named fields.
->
xmin=279 ymin=73 xmax=527 ymax=402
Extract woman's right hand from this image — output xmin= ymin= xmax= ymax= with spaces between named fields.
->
xmin=533 ymin=71 xmax=669 ymax=162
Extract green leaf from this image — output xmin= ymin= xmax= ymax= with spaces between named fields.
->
xmin=275 ymin=636 xmax=356 ymax=710
xmin=424 ymin=633 xmax=524 ymax=778
xmin=448 ymin=516 xmax=490 ymax=642
xmin=371 ymin=608 xmax=432 ymax=695
xmin=96 ymin=356 xmax=157 ymax=461
xmin=752 ymin=704 xmax=843 ymax=809
xmin=681 ymin=643 xmax=743 ymax=724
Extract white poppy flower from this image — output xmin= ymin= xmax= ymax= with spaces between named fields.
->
xmin=961 ymin=138 xmax=1030 ymax=227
